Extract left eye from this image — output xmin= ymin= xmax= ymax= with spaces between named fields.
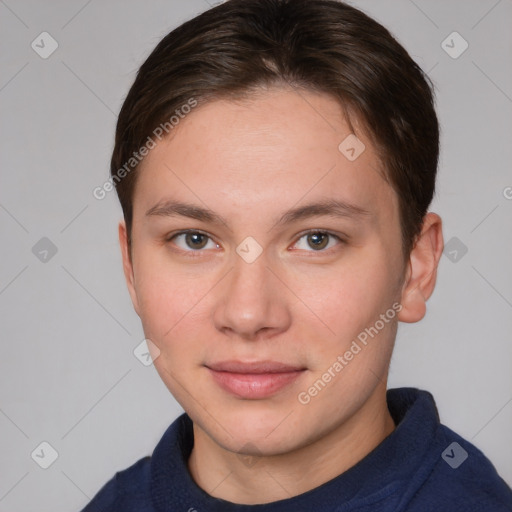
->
xmin=293 ymin=232 xmax=341 ymax=251
xmin=171 ymin=232 xmax=219 ymax=251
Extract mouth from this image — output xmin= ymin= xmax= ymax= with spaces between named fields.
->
xmin=205 ymin=360 xmax=307 ymax=399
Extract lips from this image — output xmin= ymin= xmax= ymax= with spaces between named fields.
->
xmin=206 ymin=360 xmax=306 ymax=399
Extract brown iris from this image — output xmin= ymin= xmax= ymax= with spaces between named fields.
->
xmin=185 ymin=232 xmax=209 ymax=249
xmin=307 ymin=232 xmax=329 ymax=250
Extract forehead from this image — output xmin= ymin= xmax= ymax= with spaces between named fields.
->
xmin=134 ymin=88 xmax=399 ymax=230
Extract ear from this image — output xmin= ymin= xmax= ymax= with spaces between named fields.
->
xmin=119 ymin=221 xmax=140 ymax=316
xmin=398 ymin=212 xmax=444 ymax=323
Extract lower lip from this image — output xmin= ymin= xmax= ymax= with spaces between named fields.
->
xmin=208 ymin=369 xmax=305 ymax=399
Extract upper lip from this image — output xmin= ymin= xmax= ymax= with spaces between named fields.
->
xmin=206 ymin=360 xmax=306 ymax=374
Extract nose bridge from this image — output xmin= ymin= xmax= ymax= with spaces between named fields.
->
xmin=228 ymin=252 xmax=273 ymax=316
xmin=213 ymin=249 xmax=290 ymax=338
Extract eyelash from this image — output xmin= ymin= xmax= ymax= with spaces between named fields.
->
xmin=165 ymin=229 xmax=346 ymax=257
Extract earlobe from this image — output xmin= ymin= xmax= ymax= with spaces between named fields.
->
xmin=398 ymin=212 xmax=444 ymax=323
xmin=118 ymin=221 xmax=140 ymax=316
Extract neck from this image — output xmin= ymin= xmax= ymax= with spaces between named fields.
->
xmin=187 ymin=384 xmax=395 ymax=505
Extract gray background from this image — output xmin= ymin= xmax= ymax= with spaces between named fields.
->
xmin=1 ymin=0 xmax=511 ymax=510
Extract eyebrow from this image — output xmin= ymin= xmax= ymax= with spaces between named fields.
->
xmin=145 ymin=198 xmax=372 ymax=228
xmin=272 ymin=199 xmax=372 ymax=227
xmin=146 ymin=200 xmax=229 ymax=226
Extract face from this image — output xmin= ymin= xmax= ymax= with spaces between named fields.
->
xmin=122 ymin=88 xmax=408 ymax=456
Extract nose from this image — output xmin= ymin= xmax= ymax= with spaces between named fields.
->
xmin=212 ymin=253 xmax=292 ymax=341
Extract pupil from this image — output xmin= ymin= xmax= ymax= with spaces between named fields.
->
xmin=308 ymin=233 xmax=328 ymax=250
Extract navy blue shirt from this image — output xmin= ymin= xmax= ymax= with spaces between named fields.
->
xmin=82 ymin=388 xmax=512 ymax=511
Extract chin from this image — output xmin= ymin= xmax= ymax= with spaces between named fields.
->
xmin=190 ymin=401 xmax=296 ymax=449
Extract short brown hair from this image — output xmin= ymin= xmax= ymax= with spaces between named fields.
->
xmin=111 ymin=0 xmax=439 ymax=259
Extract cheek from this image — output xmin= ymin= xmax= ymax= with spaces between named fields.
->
xmin=299 ymin=257 xmax=396 ymax=332
xmin=293 ymin=260 xmax=399 ymax=408
xmin=133 ymin=257 xmax=216 ymax=410
xmin=287 ymin=249 xmax=402 ymax=376
xmin=132 ymin=252 xmax=207 ymax=345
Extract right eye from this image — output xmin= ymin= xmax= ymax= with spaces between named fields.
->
xmin=167 ymin=230 xmax=220 ymax=252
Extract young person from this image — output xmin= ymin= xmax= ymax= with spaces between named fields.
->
xmin=84 ymin=0 xmax=512 ymax=510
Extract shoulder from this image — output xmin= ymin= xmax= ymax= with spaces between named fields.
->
xmin=80 ymin=414 xmax=192 ymax=512
xmin=408 ymin=424 xmax=512 ymax=512
xmin=81 ymin=456 xmax=153 ymax=512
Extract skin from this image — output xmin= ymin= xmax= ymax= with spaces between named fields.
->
xmin=119 ymin=87 xmax=444 ymax=505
